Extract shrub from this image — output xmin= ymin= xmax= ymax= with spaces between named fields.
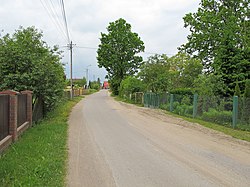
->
xmin=242 ymin=79 xmax=250 ymax=124
xmin=201 ymin=108 xmax=232 ymax=126
xmin=119 ymin=76 xmax=145 ymax=97
xmin=174 ymin=104 xmax=193 ymax=116
xmin=170 ymin=88 xmax=193 ymax=96
xmin=160 ymin=104 xmax=170 ymax=111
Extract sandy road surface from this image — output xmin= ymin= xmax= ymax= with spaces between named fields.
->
xmin=67 ymin=90 xmax=250 ymax=187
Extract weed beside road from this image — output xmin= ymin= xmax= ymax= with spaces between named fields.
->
xmin=0 ymin=97 xmax=82 ymax=186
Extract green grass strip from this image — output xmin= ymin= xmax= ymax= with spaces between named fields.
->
xmin=0 ymin=97 xmax=82 ymax=187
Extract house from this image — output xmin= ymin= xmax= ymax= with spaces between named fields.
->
xmin=103 ymin=81 xmax=109 ymax=89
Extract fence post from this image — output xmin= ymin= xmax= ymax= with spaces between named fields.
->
xmin=232 ymin=96 xmax=238 ymax=128
xmin=193 ymin=94 xmax=198 ymax=118
xmin=170 ymin=94 xmax=174 ymax=112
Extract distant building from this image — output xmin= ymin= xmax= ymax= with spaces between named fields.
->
xmin=103 ymin=81 xmax=109 ymax=89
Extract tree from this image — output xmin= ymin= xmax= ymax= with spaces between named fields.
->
xmin=139 ymin=54 xmax=171 ymax=92
xmin=234 ymin=81 xmax=241 ymax=97
xmin=242 ymin=79 xmax=250 ymax=123
xmin=119 ymin=76 xmax=145 ymax=97
xmin=0 ymin=26 xmax=65 ymax=112
xmin=169 ymin=52 xmax=203 ymax=88
xmin=139 ymin=53 xmax=202 ymax=92
xmin=181 ymin=0 xmax=250 ymax=96
xmin=97 ymin=18 xmax=145 ymax=95
xmin=67 ymin=77 xmax=87 ymax=88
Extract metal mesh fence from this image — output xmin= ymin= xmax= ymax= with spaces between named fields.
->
xmin=143 ymin=92 xmax=249 ymax=130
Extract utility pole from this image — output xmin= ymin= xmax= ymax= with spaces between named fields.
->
xmin=69 ymin=41 xmax=73 ymax=99
xmin=86 ymin=64 xmax=91 ymax=89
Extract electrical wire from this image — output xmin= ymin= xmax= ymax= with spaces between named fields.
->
xmin=75 ymin=46 xmax=174 ymax=56
xmin=48 ymin=0 xmax=68 ymax=37
xmin=60 ymin=0 xmax=71 ymax=43
xmin=39 ymin=0 xmax=68 ymax=43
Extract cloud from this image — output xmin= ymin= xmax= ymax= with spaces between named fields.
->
xmin=0 ymin=0 xmax=199 ymax=81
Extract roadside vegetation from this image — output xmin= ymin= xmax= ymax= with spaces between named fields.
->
xmin=0 ymin=26 xmax=65 ymax=114
xmin=99 ymin=1 xmax=249 ymax=138
xmin=0 ymin=97 xmax=82 ymax=186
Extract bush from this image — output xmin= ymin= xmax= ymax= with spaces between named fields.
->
xmin=201 ymin=108 xmax=232 ymax=126
xmin=170 ymin=88 xmax=193 ymax=96
xmin=160 ymin=103 xmax=170 ymax=111
xmin=174 ymin=104 xmax=193 ymax=116
xmin=119 ymin=76 xmax=145 ymax=97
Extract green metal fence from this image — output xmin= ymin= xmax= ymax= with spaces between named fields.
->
xmin=143 ymin=92 xmax=250 ymax=131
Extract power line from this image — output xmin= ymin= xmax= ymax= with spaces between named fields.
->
xmin=48 ymin=0 xmax=68 ymax=37
xmin=39 ymin=0 xmax=68 ymax=42
xmin=75 ymin=46 xmax=98 ymax=50
xmin=60 ymin=0 xmax=71 ymax=43
xmin=75 ymin=46 xmax=174 ymax=56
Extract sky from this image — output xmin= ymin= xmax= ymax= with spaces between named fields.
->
xmin=0 ymin=0 xmax=200 ymax=82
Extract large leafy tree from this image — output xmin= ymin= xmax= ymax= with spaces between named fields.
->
xmin=139 ymin=53 xmax=202 ymax=92
xmin=97 ymin=18 xmax=145 ymax=95
xmin=0 ymin=26 xmax=65 ymax=112
xmin=169 ymin=53 xmax=203 ymax=88
xmin=139 ymin=54 xmax=171 ymax=92
xmin=181 ymin=0 xmax=250 ymax=96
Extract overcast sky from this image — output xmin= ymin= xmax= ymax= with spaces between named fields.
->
xmin=0 ymin=0 xmax=200 ymax=82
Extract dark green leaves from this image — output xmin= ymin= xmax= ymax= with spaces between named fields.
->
xmin=97 ymin=18 xmax=145 ymax=95
xmin=181 ymin=0 xmax=250 ymax=96
xmin=0 ymin=26 xmax=65 ymax=112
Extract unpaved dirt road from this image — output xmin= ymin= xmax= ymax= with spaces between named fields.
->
xmin=67 ymin=90 xmax=250 ymax=187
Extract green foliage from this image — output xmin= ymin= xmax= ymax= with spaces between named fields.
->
xmin=174 ymin=104 xmax=193 ymax=116
xmin=139 ymin=53 xmax=202 ymax=93
xmin=139 ymin=54 xmax=171 ymax=92
xmin=89 ymin=80 xmax=101 ymax=90
xmin=201 ymin=108 xmax=232 ymax=127
xmin=0 ymin=26 xmax=65 ymax=112
xmin=234 ymin=81 xmax=241 ymax=96
xmin=168 ymin=52 xmax=203 ymax=88
xmin=119 ymin=76 xmax=145 ymax=97
xmin=170 ymin=88 xmax=193 ymax=96
xmin=181 ymin=0 xmax=250 ymax=96
xmin=0 ymin=97 xmax=82 ymax=186
xmin=242 ymin=79 xmax=250 ymax=124
xmin=97 ymin=18 xmax=145 ymax=95
xmin=193 ymin=74 xmax=225 ymax=96
xmin=244 ymin=79 xmax=250 ymax=98
xmin=69 ymin=77 xmax=87 ymax=88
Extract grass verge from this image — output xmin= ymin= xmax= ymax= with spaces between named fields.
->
xmin=0 ymin=97 xmax=82 ymax=187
